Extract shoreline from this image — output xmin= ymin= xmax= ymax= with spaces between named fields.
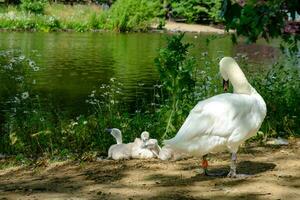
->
xmin=163 ymin=21 xmax=229 ymax=34
xmin=0 ymin=22 xmax=229 ymax=34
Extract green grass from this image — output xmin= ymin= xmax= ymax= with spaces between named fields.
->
xmin=0 ymin=2 xmax=163 ymax=32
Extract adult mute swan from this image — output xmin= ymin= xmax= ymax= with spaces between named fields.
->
xmin=107 ymin=128 xmax=133 ymax=160
xmin=164 ymin=57 xmax=266 ymax=177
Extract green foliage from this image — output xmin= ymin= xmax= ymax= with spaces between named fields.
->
xmin=20 ymin=0 xmax=47 ymax=15
xmin=221 ymin=0 xmax=300 ymax=53
xmin=155 ymin=33 xmax=196 ymax=138
xmin=171 ymin=0 xmax=223 ymax=23
xmin=250 ymin=60 xmax=300 ymax=138
xmin=105 ymin=0 xmax=163 ymax=32
xmin=0 ymin=2 xmax=164 ymax=32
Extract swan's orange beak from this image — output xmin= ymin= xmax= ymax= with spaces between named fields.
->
xmin=223 ymin=79 xmax=229 ymax=92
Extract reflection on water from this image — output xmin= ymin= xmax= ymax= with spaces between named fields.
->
xmin=0 ymin=32 xmax=277 ymax=115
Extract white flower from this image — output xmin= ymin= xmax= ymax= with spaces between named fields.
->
xmin=33 ymin=66 xmax=40 ymax=71
xmin=83 ymin=121 xmax=88 ymax=125
xmin=71 ymin=121 xmax=78 ymax=126
xmin=21 ymin=92 xmax=29 ymax=99
xmin=29 ymin=61 xmax=35 ymax=67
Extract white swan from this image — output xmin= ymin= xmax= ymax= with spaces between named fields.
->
xmin=107 ymin=128 xmax=133 ymax=160
xmin=158 ymin=145 xmax=190 ymax=161
xmin=164 ymin=57 xmax=267 ymax=177
xmin=132 ymin=131 xmax=160 ymax=159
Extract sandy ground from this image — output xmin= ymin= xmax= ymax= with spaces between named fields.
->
xmin=0 ymin=139 xmax=299 ymax=200
xmin=163 ymin=22 xmax=229 ymax=34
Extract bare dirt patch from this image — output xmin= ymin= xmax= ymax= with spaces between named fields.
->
xmin=0 ymin=140 xmax=299 ymax=200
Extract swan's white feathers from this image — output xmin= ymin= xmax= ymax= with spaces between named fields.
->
xmin=164 ymin=92 xmax=265 ymax=156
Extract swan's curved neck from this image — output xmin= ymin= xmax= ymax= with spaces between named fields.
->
xmin=112 ymin=131 xmax=122 ymax=144
xmin=220 ymin=57 xmax=252 ymax=95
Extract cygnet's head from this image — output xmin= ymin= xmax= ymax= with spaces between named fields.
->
xmin=140 ymin=131 xmax=150 ymax=142
xmin=145 ymin=139 xmax=158 ymax=149
xmin=106 ymin=128 xmax=122 ymax=138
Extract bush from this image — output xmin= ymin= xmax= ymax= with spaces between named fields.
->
xmin=106 ymin=0 xmax=163 ymax=32
xmin=154 ymin=33 xmax=196 ymax=138
xmin=171 ymin=0 xmax=223 ymax=23
xmin=250 ymin=60 xmax=300 ymax=138
xmin=20 ymin=0 xmax=47 ymax=15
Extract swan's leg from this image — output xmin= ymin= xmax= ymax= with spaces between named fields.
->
xmin=202 ymin=155 xmax=209 ymax=175
xmin=201 ymin=155 xmax=227 ymax=177
xmin=227 ymin=153 xmax=250 ymax=178
xmin=227 ymin=153 xmax=237 ymax=177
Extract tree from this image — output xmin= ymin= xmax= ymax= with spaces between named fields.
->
xmin=221 ymin=0 xmax=300 ymax=53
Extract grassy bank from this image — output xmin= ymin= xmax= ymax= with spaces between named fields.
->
xmin=0 ymin=1 xmax=163 ymax=32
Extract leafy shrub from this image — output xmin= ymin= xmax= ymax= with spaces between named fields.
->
xmin=154 ymin=33 xmax=196 ymax=138
xmin=171 ymin=0 xmax=223 ymax=23
xmin=20 ymin=0 xmax=47 ymax=15
xmin=106 ymin=0 xmax=163 ymax=32
xmin=250 ymin=60 xmax=300 ymax=138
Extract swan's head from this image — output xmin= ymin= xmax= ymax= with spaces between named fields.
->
xmin=219 ymin=57 xmax=252 ymax=94
xmin=145 ymin=139 xmax=158 ymax=148
xmin=106 ymin=128 xmax=122 ymax=140
xmin=141 ymin=131 xmax=150 ymax=142
xmin=219 ymin=57 xmax=232 ymax=92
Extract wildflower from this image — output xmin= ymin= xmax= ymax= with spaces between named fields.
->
xmin=33 ymin=66 xmax=40 ymax=71
xmin=110 ymin=77 xmax=115 ymax=82
xmin=15 ymin=76 xmax=23 ymax=81
xmin=19 ymin=55 xmax=25 ymax=60
xmin=3 ymin=64 xmax=13 ymax=70
xmin=201 ymin=52 xmax=208 ymax=56
xmin=90 ymin=93 xmax=95 ymax=98
xmin=71 ymin=121 xmax=78 ymax=126
xmin=14 ymin=97 xmax=20 ymax=104
xmin=21 ymin=92 xmax=29 ymax=99
xmin=83 ymin=121 xmax=88 ymax=125
xmin=29 ymin=61 xmax=36 ymax=68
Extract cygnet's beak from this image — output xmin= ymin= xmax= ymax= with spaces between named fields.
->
xmin=105 ymin=128 xmax=112 ymax=132
xmin=223 ymin=79 xmax=229 ymax=92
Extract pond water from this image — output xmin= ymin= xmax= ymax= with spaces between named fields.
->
xmin=0 ymin=32 xmax=277 ymax=115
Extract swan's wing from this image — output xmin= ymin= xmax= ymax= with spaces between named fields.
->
xmin=164 ymin=93 xmax=256 ymax=153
